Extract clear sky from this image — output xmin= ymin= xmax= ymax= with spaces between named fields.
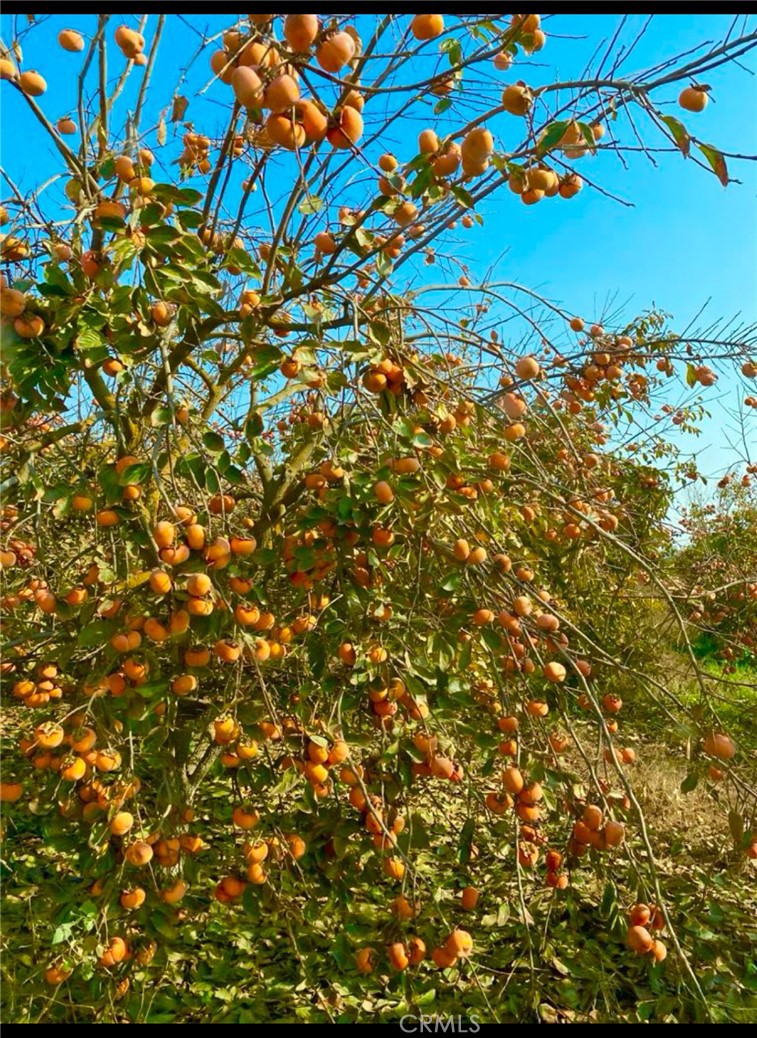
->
xmin=2 ymin=12 xmax=755 ymax=484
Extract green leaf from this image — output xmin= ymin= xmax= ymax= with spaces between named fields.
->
xmin=369 ymin=320 xmax=391 ymax=346
xmin=177 ymin=209 xmax=204 ymax=230
xmin=728 ymin=809 xmax=743 ymax=845
xmin=458 ymin=817 xmax=475 ymax=864
xmin=381 ymin=172 xmax=404 ymax=194
xmin=440 ymin=38 xmax=462 ymax=66
xmin=150 ymin=910 xmax=178 ymax=941
xmin=440 ymin=572 xmax=461 ymax=593
xmin=697 ymin=141 xmax=728 ymax=187
xmin=680 ymin=771 xmax=699 ymax=793
xmin=416 ymin=988 xmax=437 ymax=1008
xmin=76 ymin=326 xmax=105 ymax=350
xmin=536 ymin=121 xmax=569 ymax=156
xmin=408 ymin=813 xmax=431 ymax=850
xmin=52 ymin=922 xmax=76 ymax=945
xmin=118 ymin=462 xmax=151 ymax=486
xmin=134 ymin=679 xmax=169 ymax=700
xmin=298 ymin=195 xmax=323 ymax=215
xmin=481 ymin=627 xmax=502 ymax=652
xmin=410 ymin=165 xmax=434 ymax=199
xmin=253 ymin=548 xmax=277 ymax=566
xmin=145 ymin=225 xmax=181 ymax=246
xmin=191 ymin=270 xmax=222 ymax=294
xmin=242 ymin=884 xmax=261 ymax=920
xmin=375 ymin=251 xmax=392 ymax=277
xmin=578 ymin=121 xmax=597 ymax=152
xmin=95 ymin=458 xmax=120 ymax=496
xmin=76 ymin=622 xmax=111 ymax=647
xmin=451 ymin=185 xmax=474 ymax=209
xmin=203 ymin=431 xmax=226 ymax=454
xmin=225 ymin=247 xmax=260 ymax=276
xmin=175 ymin=452 xmax=207 ymax=485
xmin=152 ymin=184 xmax=202 ymax=207
xmin=44 ymin=263 xmax=74 ymax=295
xmin=600 ymin=879 xmax=618 ymax=917
xmin=248 ymin=345 xmax=282 ymax=380
xmin=150 ymin=406 xmax=173 ymax=427
xmin=96 ymin=215 xmax=126 ymax=232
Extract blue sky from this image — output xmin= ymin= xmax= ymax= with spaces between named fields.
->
xmin=2 ymin=12 xmax=755 ymax=483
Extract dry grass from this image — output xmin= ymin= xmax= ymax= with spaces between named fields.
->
xmin=631 ymin=748 xmax=723 ymax=858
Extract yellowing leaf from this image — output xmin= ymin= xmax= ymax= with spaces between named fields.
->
xmin=661 ymin=114 xmax=690 ymax=157
xmin=171 ymin=95 xmax=189 ymax=123
xmin=697 ymin=141 xmax=728 ymax=187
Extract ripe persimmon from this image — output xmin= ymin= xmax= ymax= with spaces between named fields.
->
xmin=19 ymin=70 xmax=47 ymax=96
xmin=391 ymin=894 xmax=419 ymax=920
xmin=388 ymin=942 xmax=409 ymax=971
xmin=515 ymin=356 xmax=540 ymax=380
xmin=410 ymin=14 xmax=444 ymax=40
xmin=109 ymin=811 xmax=134 ymax=836
xmin=99 ymin=936 xmax=128 ymax=968
xmin=232 ymin=806 xmax=260 ymax=830
xmin=559 ymin=174 xmax=583 ymax=199
xmin=629 ymin=903 xmax=652 ymax=926
xmin=328 ymin=106 xmax=363 ymax=149
xmin=120 ymin=887 xmax=145 ymax=909
xmin=58 ymin=28 xmax=85 ymax=51
xmin=35 ymin=723 xmax=64 ymax=749
xmin=502 ymin=82 xmax=532 ymax=116
xmin=543 ymin=661 xmax=566 ymax=683
xmin=284 ymin=14 xmax=319 ymax=51
xmin=161 ymin=879 xmax=188 ymax=904
xmin=445 ymin=928 xmax=473 ymax=958
xmin=0 ymin=781 xmax=23 ymax=802
xmin=356 ymin=947 xmax=376 ymax=973
xmin=502 ymin=766 xmax=524 ymax=795
xmin=14 ymin=314 xmax=45 ymax=339
xmin=703 ymin=732 xmax=736 ymax=759
xmin=0 ymin=288 xmax=27 ymax=318
xmin=266 ymin=113 xmax=306 ymax=150
xmin=679 ymin=86 xmax=708 ymax=112
xmin=460 ymin=886 xmax=479 ymax=910
xmin=373 ymin=480 xmax=394 ymax=504
xmin=264 ymin=74 xmax=300 ymax=114
xmin=604 ymin=820 xmax=625 ymax=847
xmin=432 ymin=946 xmax=457 ymax=968
xmin=407 ymin=936 xmax=426 ymax=964
xmin=627 ymin=925 xmax=654 ymax=955
xmin=126 ymin=840 xmax=153 ymax=866
xmin=316 ymin=32 xmax=355 ymax=73
xmin=44 ymin=964 xmax=73 ymax=984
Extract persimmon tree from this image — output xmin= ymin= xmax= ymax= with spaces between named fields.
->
xmin=673 ymin=482 xmax=757 ymax=664
xmin=1 ymin=12 xmax=756 ymax=1024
